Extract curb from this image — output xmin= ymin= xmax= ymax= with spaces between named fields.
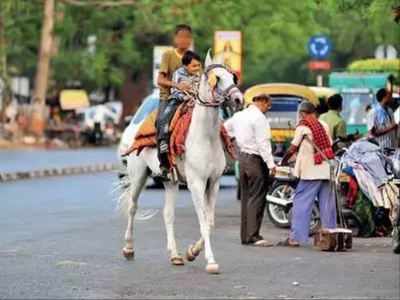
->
xmin=0 ymin=163 xmax=120 ymax=183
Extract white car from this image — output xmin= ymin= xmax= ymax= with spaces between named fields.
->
xmin=118 ymin=89 xmax=160 ymax=178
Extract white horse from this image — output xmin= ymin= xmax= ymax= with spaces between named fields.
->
xmin=118 ymin=53 xmax=243 ymax=274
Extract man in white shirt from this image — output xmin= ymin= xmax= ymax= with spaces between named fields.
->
xmin=224 ymin=93 xmax=276 ymax=247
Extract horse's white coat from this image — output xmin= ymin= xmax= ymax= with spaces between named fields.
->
xmin=120 ymin=55 xmax=243 ymax=273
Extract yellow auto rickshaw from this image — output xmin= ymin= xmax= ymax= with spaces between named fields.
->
xmin=244 ymin=83 xmax=321 ymax=143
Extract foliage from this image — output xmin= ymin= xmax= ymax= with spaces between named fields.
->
xmin=0 ymin=1 xmax=42 ymax=77
xmin=347 ymin=59 xmax=400 ymax=73
xmin=1 ymin=0 xmax=400 ymax=95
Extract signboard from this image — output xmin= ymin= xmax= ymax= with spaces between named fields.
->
xmin=214 ymin=31 xmax=242 ymax=82
xmin=308 ymin=35 xmax=332 ymax=59
xmin=308 ymin=60 xmax=332 ymax=71
xmin=60 ymin=89 xmax=89 ymax=110
xmin=153 ymin=46 xmax=172 ymax=87
xmin=375 ymin=44 xmax=398 ymax=59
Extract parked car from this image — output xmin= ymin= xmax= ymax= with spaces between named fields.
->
xmin=77 ymin=101 xmax=123 ymax=145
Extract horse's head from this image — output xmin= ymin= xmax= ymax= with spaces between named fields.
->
xmin=198 ymin=51 xmax=243 ymax=111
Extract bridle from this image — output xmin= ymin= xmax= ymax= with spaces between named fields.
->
xmin=196 ymin=64 xmax=239 ymax=108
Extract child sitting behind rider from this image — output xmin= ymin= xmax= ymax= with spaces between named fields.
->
xmin=170 ymin=50 xmax=202 ymax=102
xmin=157 ymin=50 xmax=202 ymax=179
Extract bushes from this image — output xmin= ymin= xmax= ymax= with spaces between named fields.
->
xmin=347 ymin=59 xmax=400 ymax=73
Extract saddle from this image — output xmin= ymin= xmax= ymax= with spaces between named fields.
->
xmin=123 ymin=102 xmax=236 ymax=167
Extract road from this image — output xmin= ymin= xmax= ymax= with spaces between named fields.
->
xmin=0 ymin=170 xmax=399 ymax=299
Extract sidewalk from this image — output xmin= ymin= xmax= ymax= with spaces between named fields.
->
xmin=0 ymin=146 xmax=120 ymax=182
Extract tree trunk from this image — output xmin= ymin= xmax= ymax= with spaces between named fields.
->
xmin=31 ymin=0 xmax=55 ymax=137
xmin=119 ymin=71 xmax=149 ymax=128
xmin=0 ymin=3 xmax=11 ymax=123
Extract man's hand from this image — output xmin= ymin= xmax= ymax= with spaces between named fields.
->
xmin=175 ymin=81 xmax=191 ymax=92
xmin=270 ymin=166 xmax=277 ymax=177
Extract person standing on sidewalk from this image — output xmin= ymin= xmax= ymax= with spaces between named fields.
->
xmin=319 ymin=94 xmax=347 ymax=140
xmin=224 ymin=93 xmax=276 ymax=247
xmin=279 ymin=101 xmax=337 ymax=247
xmin=156 ymin=24 xmax=193 ymax=179
xmin=367 ymin=88 xmax=399 ymax=149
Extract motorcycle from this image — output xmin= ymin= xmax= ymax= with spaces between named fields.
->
xmin=265 ymin=138 xmax=361 ymax=236
xmin=266 ymin=140 xmax=399 ymax=239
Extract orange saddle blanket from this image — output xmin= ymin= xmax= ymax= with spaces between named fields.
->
xmin=124 ymin=103 xmax=236 ymax=166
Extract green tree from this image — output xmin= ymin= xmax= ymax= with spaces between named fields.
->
xmin=2 ymin=0 xmax=399 ymax=115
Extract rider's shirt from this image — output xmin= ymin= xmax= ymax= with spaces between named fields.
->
xmin=159 ymin=49 xmax=183 ymax=101
xmin=170 ymin=67 xmax=200 ymax=102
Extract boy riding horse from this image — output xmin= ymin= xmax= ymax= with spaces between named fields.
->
xmin=156 ymin=24 xmax=198 ymax=180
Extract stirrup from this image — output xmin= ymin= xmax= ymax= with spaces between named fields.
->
xmin=171 ymin=168 xmax=178 ymax=184
xmin=159 ymin=167 xmax=171 ymax=182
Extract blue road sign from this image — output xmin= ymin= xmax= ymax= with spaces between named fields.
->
xmin=308 ymin=35 xmax=332 ymax=59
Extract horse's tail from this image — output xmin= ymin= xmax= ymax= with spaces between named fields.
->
xmin=113 ymin=161 xmax=158 ymax=221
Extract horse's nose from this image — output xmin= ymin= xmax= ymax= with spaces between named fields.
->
xmin=233 ymin=92 xmax=244 ymax=109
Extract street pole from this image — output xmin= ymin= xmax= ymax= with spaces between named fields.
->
xmin=317 ymin=73 xmax=323 ymax=87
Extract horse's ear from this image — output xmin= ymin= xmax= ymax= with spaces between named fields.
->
xmin=205 ymin=49 xmax=213 ymax=68
xmin=214 ymin=53 xmax=224 ymax=65
xmin=207 ymin=70 xmax=218 ymax=88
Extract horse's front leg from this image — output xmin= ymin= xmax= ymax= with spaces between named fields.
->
xmin=187 ymin=179 xmax=219 ymax=274
xmin=206 ymin=178 xmax=220 ymax=229
xmin=186 ymin=179 xmax=219 ymax=262
xmin=163 ymin=182 xmax=184 ymax=266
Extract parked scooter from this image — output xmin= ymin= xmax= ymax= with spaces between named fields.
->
xmin=265 ymin=138 xmax=360 ymax=235
xmin=266 ymin=139 xmax=398 ymax=238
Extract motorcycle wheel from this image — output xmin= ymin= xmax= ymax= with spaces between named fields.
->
xmin=266 ymin=183 xmax=294 ymax=228
xmin=342 ymin=211 xmax=362 ymax=237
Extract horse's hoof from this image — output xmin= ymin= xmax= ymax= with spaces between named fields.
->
xmin=206 ymin=263 xmax=220 ymax=274
xmin=186 ymin=245 xmax=197 ymax=262
xmin=170 ymin=256 xmax=185 ymax=266
xmin=122 ymin=247 xmax=135 ymax=260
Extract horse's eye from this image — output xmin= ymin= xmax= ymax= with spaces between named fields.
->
xmin=232 ymin=73 xmax=238 ymax=85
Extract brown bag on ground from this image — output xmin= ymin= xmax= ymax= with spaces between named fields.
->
xmin=314 ymin=228 xmax=353 ymax=251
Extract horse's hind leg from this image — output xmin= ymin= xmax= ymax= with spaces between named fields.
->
xmin=163 ymin=182 xmax=184 ymax=266
xmin=122 ymin=157 xmax=148 ymax=260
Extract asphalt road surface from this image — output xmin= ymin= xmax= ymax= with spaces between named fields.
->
xmin=1 ymin=173 xmax=399 ymax=299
